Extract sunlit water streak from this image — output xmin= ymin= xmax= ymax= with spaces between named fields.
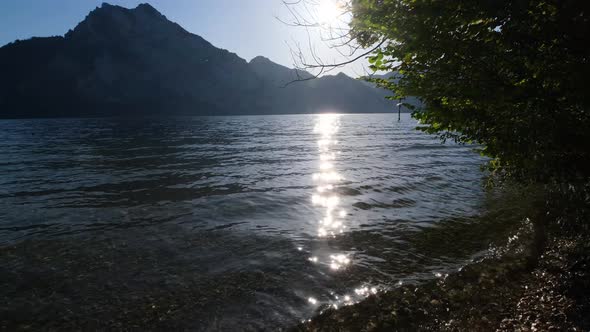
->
xmin=0 ymin=114 xmax=526 ymax=330
xmin=307 ymin=114 xmax=371 ymax=310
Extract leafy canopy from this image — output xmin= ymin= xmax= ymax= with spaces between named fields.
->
xmin=351 ymin=0 xmax=590 ymax=183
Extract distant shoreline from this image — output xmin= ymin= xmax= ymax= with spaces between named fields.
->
xmin=0 ymin=111 xmax=413 ymax=121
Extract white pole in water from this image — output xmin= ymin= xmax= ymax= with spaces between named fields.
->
xmin=397 ymin=98 xmax=402 ymax=122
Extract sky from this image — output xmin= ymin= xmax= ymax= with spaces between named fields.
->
xmin=0 ymin=0 xmax=368 ymax=77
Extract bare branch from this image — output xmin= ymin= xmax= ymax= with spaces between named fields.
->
xmin=300 ymin=39 xmax=385 ymax=69
xmin=277 ymin=0 xmax=377 ymax=83
xmin=281 ymin=66 xmax=326 ymax=88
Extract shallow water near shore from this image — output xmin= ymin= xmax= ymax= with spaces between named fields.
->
xmin=0 ymin=113 xmax=531 ymax=330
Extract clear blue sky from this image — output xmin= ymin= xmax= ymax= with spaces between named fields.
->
xmin=0 ymin=0 xmax=366 ymax=76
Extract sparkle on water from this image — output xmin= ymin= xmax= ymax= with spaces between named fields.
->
xmin=307 ymin=114 xmax=378 ymax=310
xmin=0 ymin=113 xmax=527 ymax=330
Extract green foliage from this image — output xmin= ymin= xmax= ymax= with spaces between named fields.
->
xmin=351 ymin=0 xmax=590 ymax=183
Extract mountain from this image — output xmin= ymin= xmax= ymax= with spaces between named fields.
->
xmin=0 ymin=3 xmax=396 ymax=118
xmin=249 ymin=56 xmax=397 ymax=114
xmin=359 ymin=73 xmax=422 ymax=110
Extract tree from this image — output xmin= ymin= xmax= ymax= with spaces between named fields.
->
xmin=284 ymin=0 xmax=590 ymax=184
xmin=348 ymin=0 xmax=590 ymax=183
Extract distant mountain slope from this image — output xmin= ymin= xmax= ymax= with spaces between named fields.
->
xmin=359 ymin=73 xmax=422 ymax=111
xmin=0 ymin=3 xmax=395 ymax=118
xmin=249 ymin=56 xmax=394 ymax=114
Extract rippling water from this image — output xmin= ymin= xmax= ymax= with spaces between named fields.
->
xmin=0 ymin=114 xmax=528 ymax=330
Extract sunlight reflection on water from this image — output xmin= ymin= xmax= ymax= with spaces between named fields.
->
xmin=0 ymin=114 xmax=519 ymax=330
xmin=312 ymin=114 xmax=346 ymax=238
xmin=307 ymin=114 xmax=379 ymax=310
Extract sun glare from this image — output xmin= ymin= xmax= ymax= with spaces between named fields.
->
xmin=316 ymin=0 xmax=344 ymax=25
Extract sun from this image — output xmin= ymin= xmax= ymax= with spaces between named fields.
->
xmin=316 ymin=0 xmax=344 ymax=25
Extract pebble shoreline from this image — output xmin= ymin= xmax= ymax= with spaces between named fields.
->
xmin=296 ymin=225 xmax=590 ymax=331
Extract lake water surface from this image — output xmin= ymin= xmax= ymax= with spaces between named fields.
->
xmin=0 ymin=114 xmax=528 ymax=330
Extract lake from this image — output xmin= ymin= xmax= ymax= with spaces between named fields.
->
xmin=0 ymin=113 xmax=526 ymax=330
